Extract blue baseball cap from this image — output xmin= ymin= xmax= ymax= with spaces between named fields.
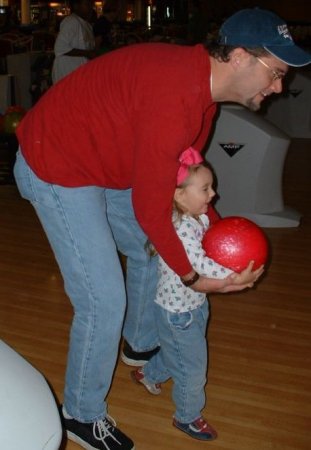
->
xmin=218 ymin=8 xmax=311 ymax=67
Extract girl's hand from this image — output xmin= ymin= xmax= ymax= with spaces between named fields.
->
xmin=230 ymin=261 xmax=264 ymax=287
xmin=190 ymin=261 xmax=264 ymax=294
xmin=220 ymin=261 xmax=264 ymax=292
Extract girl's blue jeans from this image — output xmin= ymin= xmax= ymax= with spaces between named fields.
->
xmin=14 ymin=150 xmax=159 ymax=422
xmin=143 ymin=301 xmax=209 ymax=424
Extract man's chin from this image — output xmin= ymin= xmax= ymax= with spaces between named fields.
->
xmin=246 ymin=93 xmax=269 ymax=112
xmin=245 ymin=99 xmax=262 ymax=112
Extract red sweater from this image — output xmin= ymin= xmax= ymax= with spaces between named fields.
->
xmin=17 ymin=43 xmax=217 ymax=276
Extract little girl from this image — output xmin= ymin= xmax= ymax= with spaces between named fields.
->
xmin=131 ymin=147 xmax=257 ymax=441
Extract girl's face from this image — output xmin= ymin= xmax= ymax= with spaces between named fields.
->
xmin=174 ymin=166 xmax=216 ymax=216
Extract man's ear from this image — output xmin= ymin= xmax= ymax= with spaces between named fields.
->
xmin=230 ymin=47 xmax=250 ymax=70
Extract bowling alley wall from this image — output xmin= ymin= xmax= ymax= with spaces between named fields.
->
xmin=196 ymin=0 xmax=311 ymax=23
xmin=122 ymin=1 xmax=311 ymax=46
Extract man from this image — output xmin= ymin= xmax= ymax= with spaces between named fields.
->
xmin=14 ymin=8 xmax=310 ymax=450
xmin=52 ymin=0 xmax=96 ymax=83
xmin=93 ymin=5 xmax=119 ymax=53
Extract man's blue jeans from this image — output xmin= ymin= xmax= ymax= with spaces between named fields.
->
xmin=14 ymin=150 xmax=158 ymax=422
xmin=106 ymin=190 xmax=159 ymax=352
xmin=143 ymin=301 xmax=209 ymax=424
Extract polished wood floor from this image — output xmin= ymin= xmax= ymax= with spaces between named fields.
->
xmin=0 ymin=139 xmax=310 ymax=450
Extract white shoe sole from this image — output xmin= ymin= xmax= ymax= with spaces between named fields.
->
xmin=67 ymin=430 xmax=136 ymax=450
xmin=121 ymin=351 xmax=148 ymax=367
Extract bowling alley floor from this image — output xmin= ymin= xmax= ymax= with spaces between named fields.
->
xmin=0 ymin=138 xmax=310 ymax=450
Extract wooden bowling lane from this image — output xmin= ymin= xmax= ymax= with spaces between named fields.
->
xmin=0 ymin=138 xmax=310 ymax=450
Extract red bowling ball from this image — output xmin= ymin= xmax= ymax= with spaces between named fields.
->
xmin=202 ymin=216 xmax=268 ymax=273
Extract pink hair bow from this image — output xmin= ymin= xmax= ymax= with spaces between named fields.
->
xmin=177 ymin=147 xmax=203 ymax=186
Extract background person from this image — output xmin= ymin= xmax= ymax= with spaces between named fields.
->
xmin=93 ymin=5 xmax=119 ymax=53
xmin=52 ymin=0 xmax=96 ymax=83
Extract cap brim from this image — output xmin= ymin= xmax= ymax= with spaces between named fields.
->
xmin=265 ymin=45 xmax=311 ymax=67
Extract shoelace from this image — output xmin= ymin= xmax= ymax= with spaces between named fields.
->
xmin=93 ymin=418 xmax=122 ymax=449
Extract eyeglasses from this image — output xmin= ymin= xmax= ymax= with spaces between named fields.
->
xmin=256 ymin=57 xmax=284 ymax=82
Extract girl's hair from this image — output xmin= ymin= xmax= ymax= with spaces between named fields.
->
xmin=176 ymin=164 xmax=203 ymax=188
xmin=145 ymin=162 xmax=213 ymax=256
xmin=173 ymin=163 xmax=203 ymax=221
